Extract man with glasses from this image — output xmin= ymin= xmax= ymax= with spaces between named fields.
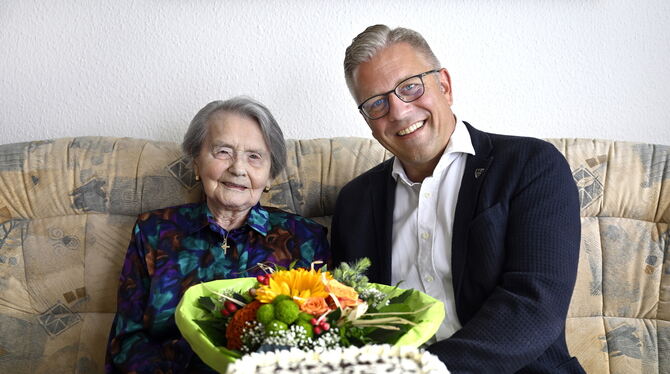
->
xmin=332 ymin=24 xmax=584 ymax=373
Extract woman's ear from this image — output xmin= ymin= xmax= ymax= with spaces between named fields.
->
xmin=192 ymin=162 xmax=200 ymax=181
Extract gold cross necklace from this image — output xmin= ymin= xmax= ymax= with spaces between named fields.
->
xmin=220 ymin=231 xmax=231 ymax=255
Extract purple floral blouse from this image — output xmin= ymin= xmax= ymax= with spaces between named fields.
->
xmin=105 ymin=202 xmax=330 ymax=373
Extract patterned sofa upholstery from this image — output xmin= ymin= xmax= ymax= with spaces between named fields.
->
xmin=0 ymin=136 xmax=667 ymax=373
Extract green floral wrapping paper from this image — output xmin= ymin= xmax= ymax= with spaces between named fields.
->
xmin=175 ymin=278 xmax=445 ymax=373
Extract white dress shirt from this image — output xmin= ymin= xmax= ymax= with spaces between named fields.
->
xmin=391 ymin=120 xmax=475 ymax=341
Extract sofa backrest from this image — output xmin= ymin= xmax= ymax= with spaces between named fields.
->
xmin=546 ymin=138 xmax=670 ymax=373
xmin=0 ymin=136 xmax=668 ymax=373
xmin=0 ymin=137 xmax=390 ymax=373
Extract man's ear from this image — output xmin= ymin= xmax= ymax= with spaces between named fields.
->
xmin=437 ymin=68 xmax=453 ymax=105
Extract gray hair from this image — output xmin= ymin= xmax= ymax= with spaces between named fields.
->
xmin=182 ymin=96 xmax=287 ymax=178
xmin=344 ymin=24 xmax=441 ymax=98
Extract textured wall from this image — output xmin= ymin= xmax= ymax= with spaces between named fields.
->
xmin=1 ymin=0 xmax=669 ymax=146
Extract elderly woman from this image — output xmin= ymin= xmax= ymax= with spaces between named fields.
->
xmin=105 ymin=97 xmax=330 ymax=373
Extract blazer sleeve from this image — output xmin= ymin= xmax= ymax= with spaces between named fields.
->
xmin=428 ymin=142 xmax=581 ymax=373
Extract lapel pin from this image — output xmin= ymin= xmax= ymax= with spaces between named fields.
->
xmin=474 ymin=168 xmax=486 ymax=179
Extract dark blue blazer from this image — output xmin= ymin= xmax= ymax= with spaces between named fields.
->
xmin=332 ymin=123 xmax=585 ymax=373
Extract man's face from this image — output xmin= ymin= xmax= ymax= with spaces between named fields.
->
xmin=353 ymin=42 xmax=456 ymax=182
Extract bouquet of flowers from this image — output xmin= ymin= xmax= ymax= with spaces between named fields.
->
xmin=175 ymin=258 xmax=445 ymax=373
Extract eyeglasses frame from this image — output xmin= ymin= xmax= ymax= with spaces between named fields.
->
xmin=357 ymin=69 xmax=442 ymax=120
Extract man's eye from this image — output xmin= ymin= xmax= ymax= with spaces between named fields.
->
xmin=249 ymin=153 xmax=261 ymax=160
xmin=370 ymin=98 xmax=386 ymax=109
xmin=399 ymin=83 xmax=418 ymax=94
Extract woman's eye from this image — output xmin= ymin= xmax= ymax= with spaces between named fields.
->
xmin=215 ymin=148 xmax=232 ymax=158
xmin=249 ymin=153 xmax=262 ymax=160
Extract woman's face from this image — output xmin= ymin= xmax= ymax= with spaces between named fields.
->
xmin=194 ymin=111 xmax=272 ymax=216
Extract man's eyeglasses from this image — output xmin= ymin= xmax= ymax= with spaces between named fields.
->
xmin=357 ymin=69 xmax=441 ymax=120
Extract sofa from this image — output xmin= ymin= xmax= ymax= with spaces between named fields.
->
xmin=0 ymin=136 xmax=668 ymax=373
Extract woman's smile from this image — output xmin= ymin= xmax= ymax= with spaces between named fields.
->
xmin=222 ymin=181 xmax=248 ymax=190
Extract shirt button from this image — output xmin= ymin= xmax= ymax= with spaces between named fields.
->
xmin=423 ymin=192 xmax=431 ymax=198
xmin=421 ymin=232 xmax=430 ymax=240
xmin=425 ymin=275 xmax=434 ymax=282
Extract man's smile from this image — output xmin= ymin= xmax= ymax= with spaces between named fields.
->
xmin=397 ymin=120 xmax=425 ymax=136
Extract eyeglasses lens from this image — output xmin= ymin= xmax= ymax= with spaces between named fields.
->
xmin=397 ymin=76 xmax=425 ymax=101
xmin=361 ymin=75 xmax=426 ymax=119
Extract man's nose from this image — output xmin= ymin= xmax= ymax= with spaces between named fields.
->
xmin=387 ymin=93 xmax=412 ymax=121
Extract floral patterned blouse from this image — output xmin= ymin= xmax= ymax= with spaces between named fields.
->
xmin=105 ymin=202 xmax=330 ymax=373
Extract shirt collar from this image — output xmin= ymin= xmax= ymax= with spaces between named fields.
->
xmin=391 ymin=118 xmax=475 ymax=185
xmin=187 ymin=202 xmax=270 ymax=236
xmin=245 ymin=203 xmax=270 ymax=236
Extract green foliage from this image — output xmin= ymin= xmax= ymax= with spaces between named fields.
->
xmin=327 ymin=308 xmax=378 ymax=347
xmin=340 ymin=325 xmax=372 ymax=347
xmin=233 ymin=292 xmax=251 ymax=304
xmin=364 ymin=324 xmax=409 ymax=345
xmin=332 ymin=257 xmax=371 ymax=293
xmin=362 ymin=297 xmax=413 ymax=344
xmin=298 ymin=312 xmax=314 ymax=322
xmin=325 ymin=308 xmax=342 ymax=325
xmin=197 ymin=296 xmax=217 ymax=313
xmin=194 ymin=319 xmax=227 ymax=347
xmin=196 ymin=289 xmax=252 ymax=321
xmin=272 ymin=261 xmax=293 ymax=271
xmin=371 ymin=282 xmax=409 ymax=309
xmin=288 ymin=259 xmax=298 ymax=270
xmin=197 ymin=296 xmax=227 ymax=321
xmin=377 ymin=302 xmax=410 ymax=314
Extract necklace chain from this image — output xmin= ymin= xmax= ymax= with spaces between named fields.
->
xmin=220 ymin=231 xmax=231 ymax=254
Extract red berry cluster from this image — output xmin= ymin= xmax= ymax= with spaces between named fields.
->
xmin=309 ymin=318 xmax=330 ymax=335
xmin=256 ymin=274 xmax=270 ymax=285
xmin=220 ymin=300 xmax=239 ymax=317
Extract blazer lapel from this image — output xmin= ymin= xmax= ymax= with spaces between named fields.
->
xmin=370 ymin=159 xmax=396 ymax=284
xmin=452 ymin=123 xmax=494 ymax=302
